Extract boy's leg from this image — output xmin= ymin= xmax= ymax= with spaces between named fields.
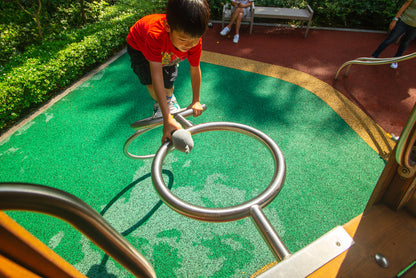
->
xmin=145 ymin=85 xmax=173 ymax=101
xmin=127 ymin=44 xmax=180 ymax=117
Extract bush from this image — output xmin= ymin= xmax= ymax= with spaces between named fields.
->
xmin=0 ymin=0 xmax=404 ymax=133
xmin=209 ymin=0 xmax=401 ymax=30
xmin=0 ymin=12 xmax=139 ymax=131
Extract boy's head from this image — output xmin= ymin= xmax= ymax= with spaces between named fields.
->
xmin=166 ymin=0 xmax=210 ymax=38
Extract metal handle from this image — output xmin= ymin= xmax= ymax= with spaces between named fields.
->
xmin=396 ymin=104 xmax=416 ymax=177
xmin=151 ymin=121 xmax=290 ymax=260
xmin=124 ymin=105 xmax=207 ymax=160
xmin=334 ymin=52 xmax=416 ymax=80
xmin=0 ymin=183 xmax=156 ymax=278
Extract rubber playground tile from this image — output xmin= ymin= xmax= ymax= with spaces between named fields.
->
xmin=0 ymin=52 xmax=385 ymax=277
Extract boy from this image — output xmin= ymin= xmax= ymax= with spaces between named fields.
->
xmin=127 ymin=0 xmax=210 ymax=143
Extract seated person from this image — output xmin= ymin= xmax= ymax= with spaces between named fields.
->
xmin=220 ymin=0 xmax=254 ymax=43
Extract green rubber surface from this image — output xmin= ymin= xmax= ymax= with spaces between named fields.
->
xmin=0 ymin=52 xmax=385 ymax=277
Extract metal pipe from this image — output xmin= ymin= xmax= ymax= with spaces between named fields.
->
xmin=250 ymin=205 xmax=291 ymax=261
xmin=334 ymin=52 xmax=416 ymax=80
xmin=0 ymin=183 xmax=156 ymax=278
xmin=152 ymin=122 xmax=286 ymax=222
xmin=396 ymin=104 xmax=416 ymax=175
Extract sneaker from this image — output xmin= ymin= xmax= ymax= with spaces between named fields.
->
xmin=220 ymin=26 xmax=230 ymax=36
xmin=167 ymin=94 xmax=181 ymax=114
xmin=233 ymin=34 xmax=239 ymax=43
xmin=152 ymin=102 xmax=162 ymax=118
xmin=152 ymin=95 xmax=181 ymax=119
xmin=390 ymin=62 xmax=398 ymax=69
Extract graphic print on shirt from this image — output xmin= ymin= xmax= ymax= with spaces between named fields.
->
xmin=161 ymin=52 xmax=182 ymax=67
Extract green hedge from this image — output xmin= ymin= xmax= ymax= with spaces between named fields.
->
xmin=209 ymin=0 xmax=402 ymax=30
xmin=0 ymin=12 xmax=139 ymax=131
xmin=0 ymin=0 xmax=404 ymax=133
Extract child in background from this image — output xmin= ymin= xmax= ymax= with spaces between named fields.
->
xmin=127 ymin=0 xmax=210 ymax=143
xmin=220 ymin=0 xmax=254 ymax=43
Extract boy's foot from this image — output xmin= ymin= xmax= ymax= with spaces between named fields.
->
xmin=152 ymin=95 xmax=181 ymax=119
xmin=152 ymin=102 xmax=162 ymax=118
xmin=233 ymin=34 xmax=239 ymax=43
xmin=220 ymin=26 xmax=230 ymax=36
xmin=167 ymin=95 xmax=181 ymax=114
xmin=390 ymin=62 xmax=398 ymax=69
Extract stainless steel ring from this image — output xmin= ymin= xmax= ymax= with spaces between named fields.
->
xmin=151 ymin=122 xmax=286 ymax=222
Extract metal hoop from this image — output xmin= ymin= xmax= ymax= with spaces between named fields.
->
xmin=151 ymin=122 xmax=286 ymax=222
xmin=123 ymin=105 xmax=207 ymax=160
xmin=124 ymin=128 xmax=160 ymax=160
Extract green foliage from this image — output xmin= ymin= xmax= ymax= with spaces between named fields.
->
xmin=210 ymin=0 xmax=402 ymax=29
xmin=0 ymin=0 xmax=111 ymax=64
xmin=0 ymin=0 xmax=405 ymax=133
xmin=0 ymin=5 xmax=142 ymax=131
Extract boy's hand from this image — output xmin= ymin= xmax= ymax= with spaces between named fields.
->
xmin=162 ymin=115 xmax=182 ymax=144
xmin=188 ymin=101 xmax=203 ymax=117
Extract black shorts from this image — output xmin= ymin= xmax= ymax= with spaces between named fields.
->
xmin=127 ymin=44 xmax=177 ymax=89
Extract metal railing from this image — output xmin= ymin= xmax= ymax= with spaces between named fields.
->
xmin=334 ymin=52 xmax=416 ymax=80
xmin=0 ymin=183 xmax=156 ymax=278
xmin=396 ymin=105 xmax=416 ymax=178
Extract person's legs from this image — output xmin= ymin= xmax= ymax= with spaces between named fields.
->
xmin=235 ymin=11 xmax=243 ymax=35
xmin=394 ymin=26 xmax=416 ymax=57
xmin=372 ymin=20 xmax=408 ymax=57
xmin=221 ymin=7 xmax=244 ymax=35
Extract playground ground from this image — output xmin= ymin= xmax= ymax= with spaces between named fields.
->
xmin=0 ymin=23 xmax=415 ymax=277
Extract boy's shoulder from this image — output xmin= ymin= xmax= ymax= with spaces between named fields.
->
xmin=140 ymin=13 xmax=166 ymax=24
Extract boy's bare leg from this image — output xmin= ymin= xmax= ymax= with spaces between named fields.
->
xmin=146 ymin=84 xmax=173 ymax=101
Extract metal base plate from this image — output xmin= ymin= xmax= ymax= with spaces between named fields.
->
xmin=257 ymin=226 xmax=354 ymax=278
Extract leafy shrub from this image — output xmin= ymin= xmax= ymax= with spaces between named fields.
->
xmin=0 ymin=12 xmax=139 ymax=131
xmin=210 ymin=0 xmax=401 ymax=29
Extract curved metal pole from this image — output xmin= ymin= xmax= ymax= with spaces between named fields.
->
xmin=334 ymin=52 xmax=416 ymax=80
xmin=152 ymin=122 xmax=286 ymax=222
xmin=396 ymin=105 xmax=416 ymax=175
xmin=0 ymin=183 xmax=156 ymax=278
xmin=151 ymin=122 xmax=289 ymax=261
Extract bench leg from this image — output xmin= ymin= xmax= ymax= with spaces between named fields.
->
xmin=304 ymin=19 xmax=312 ymax=38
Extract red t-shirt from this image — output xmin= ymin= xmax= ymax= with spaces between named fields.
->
xmin=127 ymin=14 xmax=202 ymax=67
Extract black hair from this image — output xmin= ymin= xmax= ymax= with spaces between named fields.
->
xmin=166 ymin=0 xmax=210 ymax=37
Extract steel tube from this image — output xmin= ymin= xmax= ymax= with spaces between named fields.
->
xmin=0 ymin=183 xmax=156 ymax=278
xmin=334 ymin=52 xmax=416 ymax=80
xmin=151 ymin=122 xmax=286 ymax=222
xmin=250 ymin=205 xmax=291 ymax=261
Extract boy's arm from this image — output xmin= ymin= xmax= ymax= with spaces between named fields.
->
xmin=189 ymin=65 xmax=203 ymax=117
xmin=149 ymin=61 xmax=182 ymax=143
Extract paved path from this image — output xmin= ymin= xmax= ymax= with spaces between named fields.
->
xmin=203 ymin=24 xmax=416 ymax=137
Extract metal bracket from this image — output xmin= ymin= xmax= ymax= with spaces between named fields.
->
xmin=257 ymin=226 xmax=354 ymax=278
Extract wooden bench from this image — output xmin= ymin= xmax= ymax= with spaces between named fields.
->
xmin=253 ymin=5 xmax=314 ymax=38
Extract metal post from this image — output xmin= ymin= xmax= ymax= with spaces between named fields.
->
xmin=250 ymin=205 xmax=291 ymax=261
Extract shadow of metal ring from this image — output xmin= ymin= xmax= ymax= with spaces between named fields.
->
xmin=151 ymin=121 xmax=286 ymax=222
